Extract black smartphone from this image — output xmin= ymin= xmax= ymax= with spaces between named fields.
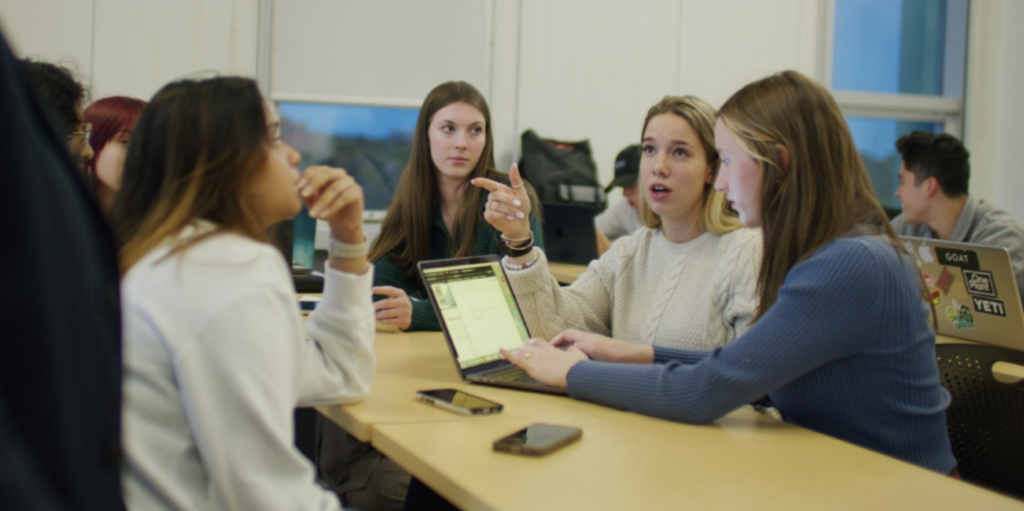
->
xmin=415 ymin=388 xmax=503 ymax=415
xmin=493 ymin=423 xmax=582 ymax=456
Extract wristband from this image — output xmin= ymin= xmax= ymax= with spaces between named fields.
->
xmin=328 ymin=237 xmax=369 ymax=259
xmin=501 ymin=232 xmax=534 ymax=257
xmin=505 ymin=252 xmax=539 ymax=271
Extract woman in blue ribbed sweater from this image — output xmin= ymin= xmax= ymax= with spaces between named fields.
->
xmin=501 ymin=71 xmax=957 ymax=474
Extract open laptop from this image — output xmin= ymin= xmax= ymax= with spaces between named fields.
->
xmin=901 ymin=236 xmax=1024 ymax=351
xmin=418 ymin=255 xmax=568 ymax=395
xmin=541 ymin=203 xmax=599 ymax=265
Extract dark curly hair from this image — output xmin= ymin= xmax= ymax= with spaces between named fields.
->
xmin=895 ymin=131 xmax=970 ymax=197
xmin=18 ymin=59 xmax=88 ymax=133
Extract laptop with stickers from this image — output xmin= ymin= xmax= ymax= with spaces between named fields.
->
xmin=901 ymin=236 xmax=1024 ymax=350
xmin=417 ymin=255 xmax=568 ymax=395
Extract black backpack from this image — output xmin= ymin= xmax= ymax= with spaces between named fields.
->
xmin=518 ymin=129 xmax=605 ymax=211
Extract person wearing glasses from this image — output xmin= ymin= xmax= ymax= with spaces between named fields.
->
xmin=18 ymin=59 xmax=94 ymax=169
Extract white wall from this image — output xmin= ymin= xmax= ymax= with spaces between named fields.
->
xmin=2 ymin=0 xmax=1020 ymax=222
xmin=0 ymin=0 xmax=258 ymax=102
xmin=964 ymin=0 xmax=1024 ymax=224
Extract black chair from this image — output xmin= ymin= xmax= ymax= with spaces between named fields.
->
xmin=935 ymin=344 xmax=1024 ymax=498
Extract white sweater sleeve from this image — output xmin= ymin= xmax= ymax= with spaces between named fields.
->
xmin=504 ymin=246 xmax=620 ymax=340
xmin=174 ymin=285 xmax=343 ymax=511
xmin=705 ymin=229 xmax=763 ymax=347
xmin=300 ymin=264 xmax=376 ymax=405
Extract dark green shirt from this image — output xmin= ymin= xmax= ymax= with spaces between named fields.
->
xmin=373 ymin=208 xmax=544 ymax=331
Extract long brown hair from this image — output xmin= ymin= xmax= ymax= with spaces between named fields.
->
xmin=109 ymin=77 xmax=271 ymax=274
xmin=717 ymin=71 xmax=900 ymax=316
xmin=369 ymin=81 xmax=538 ymax=273
xmin=636 ymin=95 xmax=739 ymax=234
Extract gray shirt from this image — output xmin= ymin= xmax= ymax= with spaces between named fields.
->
xmin=891 ymin=195 xmax=1024 ymax=306
xmin=595 ymin=199 xmax=643 ymax=240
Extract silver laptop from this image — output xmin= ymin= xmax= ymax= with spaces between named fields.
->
xmin=418 ymin=255 xmax=568 ymax=395
xmin=901 ymin=236 xmax=1024 ymax=350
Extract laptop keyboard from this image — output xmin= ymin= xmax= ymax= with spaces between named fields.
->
xmin=481 ymin=365 xmax=540 ymax=384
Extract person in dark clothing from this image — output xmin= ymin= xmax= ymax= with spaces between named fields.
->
xmin=0 ymin=29 xmax=124 ymax=510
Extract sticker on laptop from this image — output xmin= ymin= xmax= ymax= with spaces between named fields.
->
xmin=935 ymin=247 xmax=980 ymax=270
xmin=946 ymin=299 xmax=975 ymax=330
xmin=963 ymin=269 xmax=998 ymax=298
xmin=937 ymin=267 xmax=955 ymax=295
xmin=971 ymin=296 xmax=1007 ymax=317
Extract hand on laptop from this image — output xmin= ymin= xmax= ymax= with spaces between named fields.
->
xmin=500 ymin=338 xmax=587 ymax=388
xmin=372 ymin=286 xmax=412 ymax=331
xmin=551 ymin=329 xmax=654 ymax=365
xmin=472 ymin=163 xmax=532 ymax=241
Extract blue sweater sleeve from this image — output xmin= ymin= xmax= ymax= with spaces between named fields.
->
xmin=566 ymin=238 xmax=890 ymax=424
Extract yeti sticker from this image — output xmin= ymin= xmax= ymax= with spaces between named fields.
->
xmin=972 ymin=296 xmax=1007 ymax=317
xmin=963 ymin=269 xmax=997 ymax=298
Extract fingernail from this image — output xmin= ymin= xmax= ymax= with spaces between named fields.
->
xmin=300 ymin=187 xmax=311 ymax=197
xmin=506 ymin=215 xmax=514 ymax=221
xmin=512 ymin=199 xmax=522 ymax=207
xmin=309 ymin=208 xmax=320 ymax=217
xmin=516 ymin=212 xmax=525 ymax=219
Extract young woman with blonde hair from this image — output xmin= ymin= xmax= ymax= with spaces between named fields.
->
xmin=112 ymin=76 xmax=375 ymax=510
xmin=500 ymin=71 xmax=957 ymax=475
xmin=475 ymin=95 xmax=760 ymax=349
xmin=369 ymin=80 xmax=543 ymax=332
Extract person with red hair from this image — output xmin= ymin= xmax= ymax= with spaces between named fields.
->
xmin=85 ymin=96 xmax=146 ymax=211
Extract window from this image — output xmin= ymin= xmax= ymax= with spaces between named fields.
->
xmin=828 ymin=0 xmax=968 ymax=211
xmin=278 ymin=101 xmax=420 ymax=215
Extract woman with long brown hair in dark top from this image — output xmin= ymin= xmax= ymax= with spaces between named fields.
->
xmin=369 ymin=80 xmax=543 ymax=332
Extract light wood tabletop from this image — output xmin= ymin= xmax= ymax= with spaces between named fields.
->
xmin=546 ymin=262 xmax=587 ymax=285
xmin=318 ymin=331 xmax=1023 ymax=510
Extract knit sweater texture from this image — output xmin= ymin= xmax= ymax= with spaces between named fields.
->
xmin=373 ymin=208 xmax=544 ymax=331
xmin=566 ymin=235 xmax=957 ymax=473
xmin=506 ymin=227 xmax=761 ymax=349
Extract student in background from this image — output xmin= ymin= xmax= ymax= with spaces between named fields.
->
xmin=368 ymin=80 xmax=544 ymax=332
xmin=595 ymin=144 xmax=644 ymax=254
xmin=111 ymin=76 xmax=375 ymax=511
xmin=502 ymin=71 xmax=958 ymax=475
xmin=891 ymin=130 xmax=1024 ymax=304
xmin=0 ymin=31 xmax=122 ymax=511
xmin=84 ymin=96 xmax=147 ymax=212
xmin=17 ymin=58 xmax=94 ymax=169
xmin=475 ymin=96 xmax=760 ymax=349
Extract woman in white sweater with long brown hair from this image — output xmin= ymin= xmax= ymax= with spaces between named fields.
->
xmin=473 ymin=95 xmax=760 ymax=350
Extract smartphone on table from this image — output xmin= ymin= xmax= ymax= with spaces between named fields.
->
xmin=415 ymin=388 xmax=503 ymax=415
xmin=493 ymin=423 xmax=582 ymax=456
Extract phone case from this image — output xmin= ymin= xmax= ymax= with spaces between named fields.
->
xmin=415 ymin=391 xmax=503 ymax=415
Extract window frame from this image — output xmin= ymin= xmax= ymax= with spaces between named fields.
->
xmin=823 ymin=0 xmax=969 ymax=139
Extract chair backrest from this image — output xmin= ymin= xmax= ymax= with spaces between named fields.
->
xmin=935 ymin=343 xmax=1024 ymax=498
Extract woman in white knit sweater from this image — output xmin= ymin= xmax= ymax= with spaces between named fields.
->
xmin=473 ymin=96 xmax=761 ymax=350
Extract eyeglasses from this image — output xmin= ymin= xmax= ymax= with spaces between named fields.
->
xmin=68 ymin=123 xmax=92 ymax=140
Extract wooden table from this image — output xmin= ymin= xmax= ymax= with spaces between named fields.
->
xmin=318 ymin=331 xmax=1023 ymax=510
xmin=547 ymin=262 xmax=587 ymax=285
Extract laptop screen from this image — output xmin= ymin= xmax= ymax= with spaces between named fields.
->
xmin=420 ymin=259 xmax=530 ymax=369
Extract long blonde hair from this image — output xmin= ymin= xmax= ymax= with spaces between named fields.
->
xmin=717 ymin=71 xmax=900 ymax=316
xmin=636 ymin=95 xmax=739 ymax=235
xmin=109 ymin=77 xmax=271 ymax=274
xmin=368 ymin=81 xmax=539 ymax=274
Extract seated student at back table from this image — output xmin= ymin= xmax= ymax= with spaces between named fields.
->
xmin=474 ymin=96 xmax=761 ymax=349
xmin=502 ymin=71 xmax=958 ymax=475
xmin=18 ymin=59 xmax=94 ymax=170
xmin=595 ymin=144 xmax=644 ymax=253
xmin=891 ymin=130 xmax=1024 ymax=305
xmin=368 ymin=80 xmax=544 ymax=332
xmin=112 ymin=76 xmax=375 ymax=511
xmin=84 ymin=96 xmax=146 ymax=213
xmin=319 ymin=81 xmax=544 ymax=511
